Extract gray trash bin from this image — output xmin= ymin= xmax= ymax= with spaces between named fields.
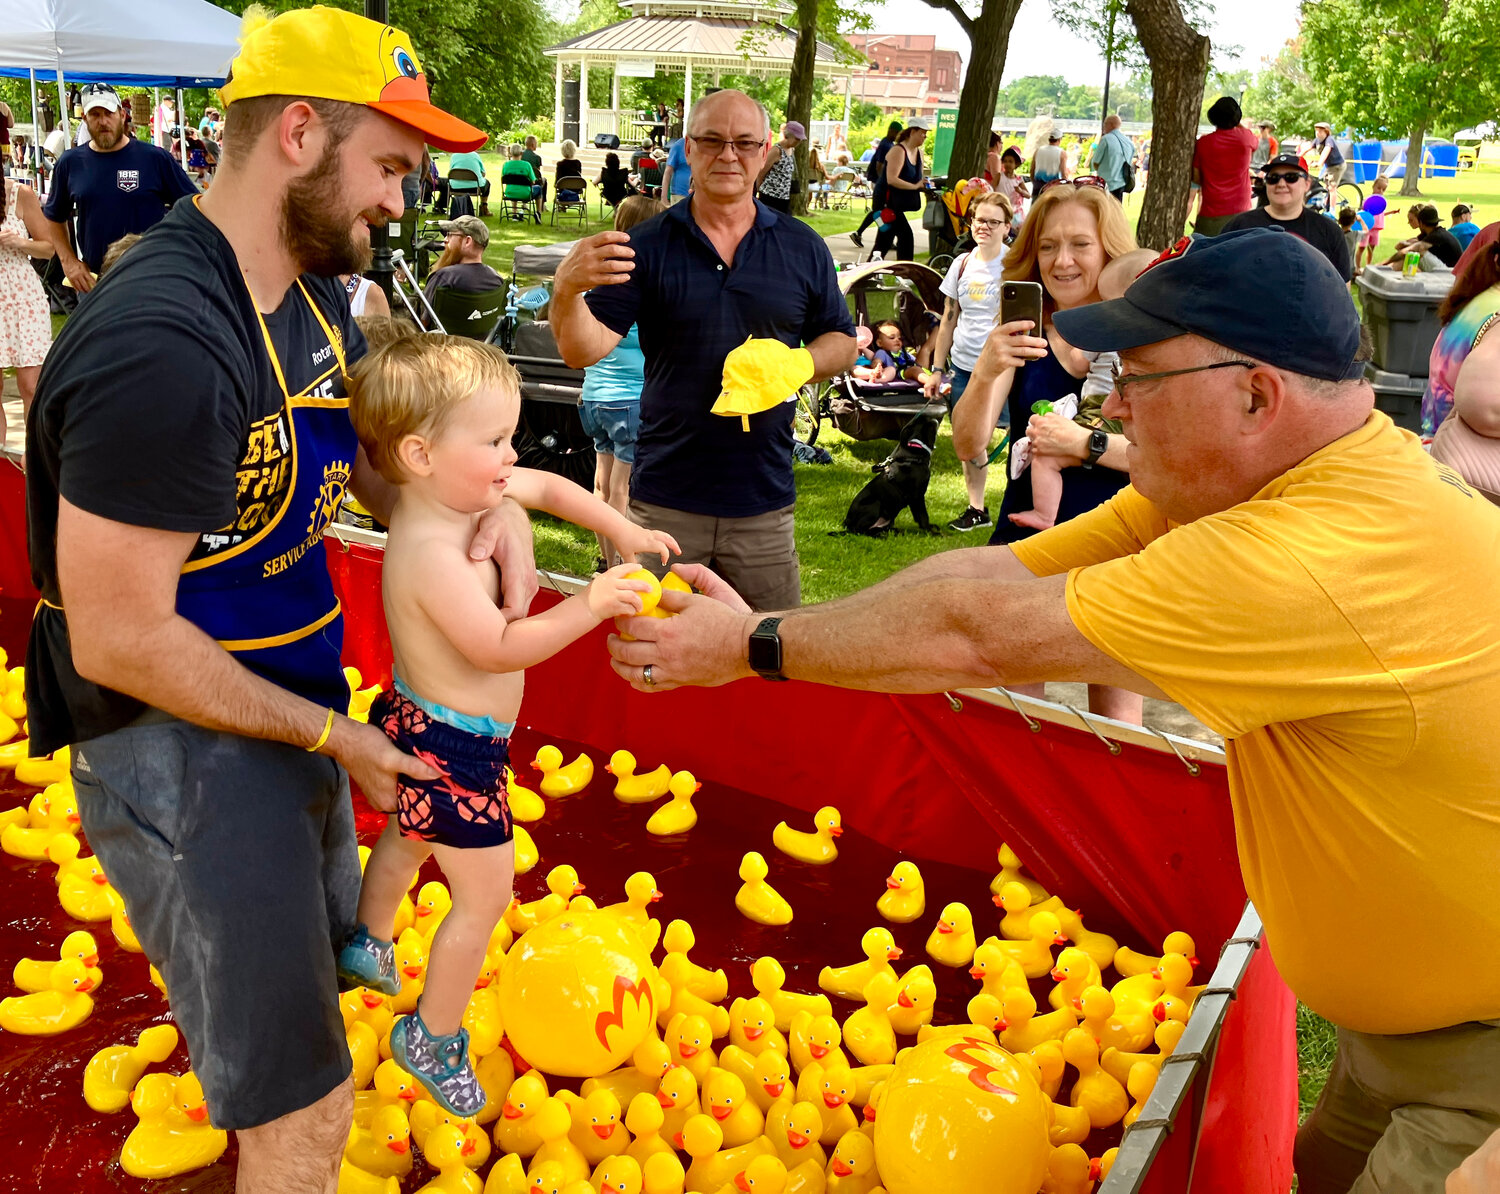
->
xmin=1365 ymin=364 xmax=1426 ymax=433
xmin=1356 ymin=267 xmax=1454 ymax=377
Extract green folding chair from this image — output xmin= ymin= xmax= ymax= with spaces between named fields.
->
xmin=429 ymin=286 xmax=506 ymax=340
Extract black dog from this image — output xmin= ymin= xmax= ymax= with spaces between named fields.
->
xmin=844 ymin=415 xmax=940 ymax=535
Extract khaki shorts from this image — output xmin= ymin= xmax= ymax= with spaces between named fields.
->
xmin=629 ymin=499 xmax=800 ymax=612
xmin=1295 ymin=1018 xmax=1500 ymax=1193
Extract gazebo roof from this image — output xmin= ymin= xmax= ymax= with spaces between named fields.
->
xmin=545 ymin=0 xmax=853 ymax=77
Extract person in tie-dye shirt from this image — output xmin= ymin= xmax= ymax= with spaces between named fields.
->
xmin=1422 ymin=235 xmax=1500 ymax=437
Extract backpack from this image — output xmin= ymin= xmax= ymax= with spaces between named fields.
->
xmin=1113 ymin=131 xmax=1137 ymax=193
xmin=866 ymin=140 xmax=890 ymax=183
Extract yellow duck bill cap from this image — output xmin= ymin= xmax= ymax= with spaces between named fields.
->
xmin=219 ymin=5 xmax=487 ymax=153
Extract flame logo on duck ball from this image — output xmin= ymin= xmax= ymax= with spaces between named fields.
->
xmin=944 ymin=1036 xmax=1018 ymax=1099
xmin=594 ymin=974 xmax=654 ymax=1049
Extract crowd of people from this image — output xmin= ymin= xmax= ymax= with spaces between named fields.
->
xmin=3 ymin=9 xmax=1500 ymax=1191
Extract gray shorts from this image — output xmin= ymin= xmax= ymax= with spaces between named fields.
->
xmin=628 ymin=498 xmax=801 ymax=611
xmin=73 ymin=714 xmax=360 ymax=1130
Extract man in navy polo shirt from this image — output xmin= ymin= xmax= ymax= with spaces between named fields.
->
xmin=552 ymin=88 xmax=856 ymax=610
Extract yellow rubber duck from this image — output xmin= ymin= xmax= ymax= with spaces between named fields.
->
xmin=994 ymin=881 xmax=1059 ymax=940
xmin=824 ymin=1130 xmax=879 ymax=1194
xmin=1100 ymin=1016 xmax=1186 ymax=1087
xmin=393 ymin=873 xmax=420 ymax=939
xmin=582 ymin=1036 xmax=673 ymax=1106
xmin=605 ymin=871 xmax=664 ymax=927
xmin=998 ymin=988 xmax=1076 ymax=1054
xmin=712 ymin=1153 xmax=788 ymax=1194
xmin=661 ymin=920 xmax=728 ymax=1003
xmin=481 ymin=1153 xmax=528 ymax=1194
xmin=529 ymin=1097 xmax=590 ymax=1185
xmin=342 ymin=986 xmax=396 ymax=1047
xmin=767 ymin=1096 xmax=828 ymax=1171
xmin=997 ymin=910 xmax=1066 ymax=980
xmin=83 ymin=1023 xmax=180 ymax=1113
xmin=989 ymin=842 xmax=1050 ymax=903
xmin=149 ymin=963 xmax=169 ymax=1001
xmin=595 ymin=1154 xmax=645 ymax=1194
xmin=417 ymin=1123 xmax=483 ymax=1194
xmin=1029 ymin=1038 xmax=1066 ymax=1100
xmin=727 ymin=995 xmax=787 ymax=1058
xmin=15 ymin=744 xmax=70 ymax=787
xmin=389 ymin=928 xmax=428 ymax=1015
xmin=1155 ymin=952 xmax=1206 ymax=1017
xmin=643 ymin=1151 xmax=688 ymax=1194
xmin=109 ymin=890 xmax=143 ymax=953
xmin=414 ymin=880 xmax=454 ymax=940
xmin=515 ymin=823 xmax=540 ymax=874
xmin=554 ymin=1087 xmax=629 ymax=1166
xmin=506 ymin=864 xmax=585 ymax=935
xmin=411 ymin=1105 xmax=490 ymax=1168
xmin=120 ymin=1071 xmax=229 ymax=1179
xmin=788 ymin=1011 xmax=849 ymax=1074
xmin=344 ymin=667 xmax=384 ymax=723
xmin=1048 ymin=946 xmax=1102 ymax=1014
xmin=818 ymin=929 xmax=901 ymax=1002
xmin=1114 ymin=931 xmax=1198 ymax=979
xmin=874 ymin=862 xmax=924 ymax=925
xmin=646 ymin=771 xmax=701 ymax=837
xmin=1038 ymin=1143 xmax=1093 ymax=1194
xmin=461 ymin=982 xmax=504 ymax=1057
xmin=916 ymin=997 xmax=1000 ymax=1048
xmin=494 ymin=1069 xmax=550 ymax=1156
xmin=505 ymin=768 xmax=547 ymax=823
xmin=0 ymin=957 xmax=96 ymax=1034
xmin=344 ymin=1103 xmax=413 ymax=1179
xmin=339 ymin=1160 xmax=402 ymax=1194
xmin=532 ymin=745 xmax=594 ymax=797
xmin=0 ymin=736 xmax=32 ymax=770
xmin=608 ymin=750 xmax=673 ymax=803
xmin=656 ymin=1065 xmax=701 ymax=1143
xmin=678 ymin=1112 xmax=776 ymax=1192
xmin=794 ymin=1063 xmax=859 ymax=1148
xmin=49 ymin=835 xmax=119 ymax=922
xmin=625 ymin=1089 xmax=676 ymax=1168
xmin=703 ymin=1068 xmax=765 ymax=1148
xmin=523 ymin=1159 xmax=566 ymax=1194
xmin=841 ymin=973 xmax=898 ymax=1067
xmin=665 ymin=1011 xmax=718 ymax=1083
xmin=750 ymin=956 xmax=831 ymax=1033
xmin=886 ymin=965 xmax=936 ymax=1037
xmin=1078 ymin=985 xmax=1154 ymax=1055
xmin=347 ymin=1020 xmax=381 ymax=1091
xmin=354 ymin=1059 xmax=420 ymax=1128
xmin=1062 ymin=1027 xmax=1128 ymax=1130
xmin=473 ymin=1044 xmax=515 ymax=1127
xmin=658 ymin=957 xmax=730 ymax=1039
xmin=735 ymin=852 xmax=793 ymax=926
xmin=771 ymin=806 xmax=843 ymax=866
xmin=1123 ymin=1060 xmax=1157 ymax=1129
xmin=1043 ymin=1090 xmax=1092 ymax=1147
xmin=1048 ymin=906 xmax=1118 ymax=975
xmin=14 ymin=928 xmax=99 ymax=992
xmin=2 ymin=792 xmax=80 ymax=860
xmin=718 ymin=1046 xmax=791 ymax=1114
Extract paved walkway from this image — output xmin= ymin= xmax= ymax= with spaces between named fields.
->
xmin=822 ymin=220 xmax=929 ymax=268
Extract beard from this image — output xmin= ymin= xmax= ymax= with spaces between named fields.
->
xmin=89 ymin=118 xmax=125 ymax=151
xmin=280 ymin=144 xmax=386 ymax=277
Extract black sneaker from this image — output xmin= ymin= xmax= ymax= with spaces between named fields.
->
xmin=947 ymin=506 xmax=992 ymax=532
xmin=848 ymin=231 xmax=864 ymax=248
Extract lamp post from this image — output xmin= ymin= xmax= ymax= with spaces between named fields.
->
xmin=365 ymin=0 xmax=393 ymax=301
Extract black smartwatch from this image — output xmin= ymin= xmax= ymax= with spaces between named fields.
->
xmin=748 ymin=616 xmax=788 ymax=681
xmin=1082 ymin=428 xmax=1109 ymax=469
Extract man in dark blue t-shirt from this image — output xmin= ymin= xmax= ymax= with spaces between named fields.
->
xmin=552 ymin=89 xmax=856 ymax=611
xmin=42 ymin=83 xmax=197 ymax=290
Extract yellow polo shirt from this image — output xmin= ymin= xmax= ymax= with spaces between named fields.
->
xmin=1012 ymin=412 xmax=1500 ymax=1035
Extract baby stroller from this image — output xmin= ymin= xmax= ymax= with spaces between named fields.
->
xmin=797 ymin=260 xmax=947 ymax=446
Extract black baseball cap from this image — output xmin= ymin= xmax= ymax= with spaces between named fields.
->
xmin=1263 ymin=153 xmax=1309 ymax=176
xmin=1053 ymin=227 xmax=1364 ymax=382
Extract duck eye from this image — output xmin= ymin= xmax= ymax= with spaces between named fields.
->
xmin=392 ymin=46 xmax=418 ymax=79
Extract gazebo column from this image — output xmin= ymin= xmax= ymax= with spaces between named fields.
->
xmin=554 ymin=58 xmax=564 ymax=144
xmin=580 ymin=58 xmax=591 ymax=145
xmin=611 ymin=65 xmax=621 ymax=138
xmin=684 ymin=60 xmax=694 ymax=129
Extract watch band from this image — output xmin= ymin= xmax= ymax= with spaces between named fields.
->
xmin=748 ymin=616 xmax=787 ymax=681
xmin=1083 ymin=429 xmax=1108 ymax=469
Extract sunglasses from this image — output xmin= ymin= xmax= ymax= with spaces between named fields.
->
xmin=1265 ymin=172 xmax=1307 ymax=186
xmin=1038 ymin=176 xmax=1108 ymax=196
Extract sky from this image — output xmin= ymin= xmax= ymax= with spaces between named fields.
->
xmin=868 ymin=0 xmax=1304 ymax=88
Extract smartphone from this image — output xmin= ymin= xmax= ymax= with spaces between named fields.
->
xmin=1000 ymin=280 xmax=1044 ymax=333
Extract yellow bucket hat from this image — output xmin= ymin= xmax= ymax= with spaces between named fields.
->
xmin=219 ymin=5 xmax=486 ymax=152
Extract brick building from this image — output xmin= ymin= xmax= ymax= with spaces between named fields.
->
xmin=845 ymin=33 xmax=963 ymax=118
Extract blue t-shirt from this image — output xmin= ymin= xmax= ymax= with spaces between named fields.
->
xmin=43 ymin=138 xmax=198 ymax=272
xmin=874 ymin=346 xmax=916 ymax=373
xmin=584 ymin=200 xmax=854 ymax=517
xmin=665 ymin=138 xmax=691 ymax=197
xmin=1452 ymin=221 xmax=1481 ymax=252
xmin=581 ymin=323 xmax=645 ymax=405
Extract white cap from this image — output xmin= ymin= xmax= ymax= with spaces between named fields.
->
xmin=905 ymin=118 xmax=930 ymax=131
xmin=80 ymin=83 xmax=121 ymax=114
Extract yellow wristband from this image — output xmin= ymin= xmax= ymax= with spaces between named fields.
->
xmin=308 ymin=707 xmax=335 ymax=752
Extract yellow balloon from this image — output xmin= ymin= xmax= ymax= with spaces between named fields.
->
xmin=873 ymin=1032 xmax=1050 ymax=1194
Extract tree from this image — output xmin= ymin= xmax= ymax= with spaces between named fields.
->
xmin=918 ymin=0 xmax=1028 ymax=183
xmin=1301 ymin=0 xmax=1500 ymax=196
xmin=994 ymin=75 xmax=1070 ymax=119
xmin=1125 ymin=0 xmax=1211 ymax=249
xmin=786 ymin=0 xmax=819 ymax=214
xmin=1240 ymin=38 xmax=1321 ymax=136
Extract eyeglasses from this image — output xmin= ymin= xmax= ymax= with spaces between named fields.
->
xmin=1038 ymin=176 xmax=1108 ymax=196
xmin=972 ymin=216 xmax=1010 ymax=229
xmin=689 ymin=135 xmax=767 ymax=157
xmin=1110 ymin=359 xmax=1257 ymax=395
xmin=1264 ymin=172 xmax=1307 ymax=186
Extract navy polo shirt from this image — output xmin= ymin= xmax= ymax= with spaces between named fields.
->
xmin=585 ymin=199 xmax=854 ymax=517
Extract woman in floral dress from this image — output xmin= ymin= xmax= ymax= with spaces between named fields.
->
xmin=0 ymin=174 xmax=54 ymax=443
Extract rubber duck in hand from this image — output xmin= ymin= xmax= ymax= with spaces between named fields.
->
xmin=665 ymin=1012 xmax=718 ymax=1083
xmin=886 ymin=965 xmax=936 ymax=1037
xmin=1114 ymin=931 xmax=1198 ymax=979
xmin=989 ymin=843 xmax=1050 ymax=903
xmin=625 ymin=1090 xmax=675 ymax=1168
xmin=818 ymin=929 xmax=901 ymax=1003
xmin=789 ymin=1012 xmax=849 ymax=1074
xmin=1038 ymin=1143 xmax=1093 ymax=1194
xmin=874 ymin=863 xmax=924 ymax=925
xmin=506 ymin=865 xmax=585 ymax=935
xmin=997 ymin=988 xmax=1075 ymax=1055
xmin=345 ymin=1104 xmax=414 ymax=1179
xmin=662 ymin=920 xmax=728 ymax=1003
xmin=656 ymin=1065 xmax=702 ymax=1143
xmin=841 ymin=973 xmax=898 ymax=1066
xmin=529 ymin=1098 xmax=590 ymax=1185
xmin=495 ymin=1070 xmax=550 ymax=1156
xmin=1063 ymin=1027 xmax=1128 ymax=1129
xmin=14 ymin=929 xmax=99 ymax=993
xmin=646 ymin=771 xmax=701 ymax=837
xmin=1101 ymin=1016 xmax=1186 ymax=1086
xmin=767 ymin=1097 xmax=828 ymax=1172
xmin=120 ymin=1071 xmax=229 ymax=1179
xmin=83 ymin=1024 xmax=180 ymax=1112
xmin=795 ymin=1064 xmax=859 ymax=1148
xmin=751 ymin=957 xmax=831 ymax=1032
xmin=417 ymin=1123 xmax=483 ymax=1194
xmin=997 ymin=910 xmax=1066 ymax=979
xmin=968 ymin=937 xmax=1028 ymax=1001
xmin=772 ymin=806 xmax=843 ymax=866
xmin=736 ymin=852 xmax=793 ymax=926
xmin=1048 ymin=947 xmax=1102 ymax=1013
xmin=728 ymin=995 xmax=786 ymax=1057
xmin=824 ymin=1130 xmax=879 ymax=1194
xmin=608 ymin=751 xmax=673 ymax=803
xmin=532 ymin=746 xmax=594 ymax=796
xmin=505 ymin=768 xmax=547 ymax=823
xmin=0 ymin=957 xmax=96 ymax=1034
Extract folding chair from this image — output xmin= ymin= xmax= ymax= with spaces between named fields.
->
xmin=501 ymin=163 xmax=540 ymax=224
xmin=447 ymin=166 xmax=483 ymax=219
xmin=552 ymin=178 xmax=589 ymax=229
xmin=429 ymin=286 xmax=507 ymax=341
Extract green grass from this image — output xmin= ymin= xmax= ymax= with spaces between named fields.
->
xmin=1298 ymin=1003 xmax=1340 ymax=1123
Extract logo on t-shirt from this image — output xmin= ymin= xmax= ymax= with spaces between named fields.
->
xmin=116 ymin=169 xmax=140 ymax=194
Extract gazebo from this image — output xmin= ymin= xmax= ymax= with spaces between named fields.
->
xmin=544 ymin=0 xmax=856 ymax=148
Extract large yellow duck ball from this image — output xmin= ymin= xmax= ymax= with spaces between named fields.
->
xmin=498 ymin=910 xmax=659 ymax=1077
xmin=873 ymin=1032 xmax=1050 ymax=1194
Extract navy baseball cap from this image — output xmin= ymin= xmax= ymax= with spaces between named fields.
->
xmin=1053 ymin=227 xmax=1364 ymax=382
